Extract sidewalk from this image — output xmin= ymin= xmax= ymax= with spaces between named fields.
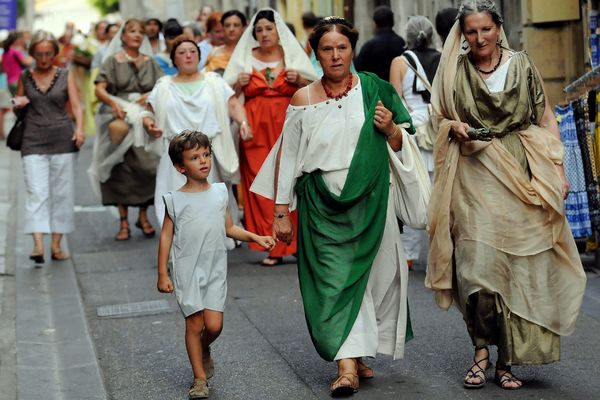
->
xmin=0 ymin=129 xmax=106 ymax=399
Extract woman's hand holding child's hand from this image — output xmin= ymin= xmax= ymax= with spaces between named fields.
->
xmin=255 ymin=235 xmax=276 ymax=250
xmin=157 ymin=274 xmax=174 ymax=293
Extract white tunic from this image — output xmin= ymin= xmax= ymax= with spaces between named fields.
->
xmin=163 ymin=183 xmax=228 ymax=317
xmin=252 ymin=78 xmax=431 ymax=359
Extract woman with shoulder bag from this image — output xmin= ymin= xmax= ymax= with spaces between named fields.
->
xmin=13 ymin=30 xmax=84 ymax=263
xmin=389 ymin=15 xmax=441 ymax=269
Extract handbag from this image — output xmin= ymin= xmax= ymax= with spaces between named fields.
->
xmin=402 ymin=53 xmax=437 ymax=151
xmin=6 ymin=107 xmax=26 ymax=151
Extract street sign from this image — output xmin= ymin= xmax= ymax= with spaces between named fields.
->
xmin=0 ymin=0 xmax=17 ymax=30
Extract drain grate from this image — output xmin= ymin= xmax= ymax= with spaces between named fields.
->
xmin=97 ymin=300 xmax=172 ymax=318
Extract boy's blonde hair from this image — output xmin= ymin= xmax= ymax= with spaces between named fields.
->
xmin=168 ymin=130 xmax=212 ymax=166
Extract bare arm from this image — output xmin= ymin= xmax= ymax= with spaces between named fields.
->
xmin=389 ymin=56 xmax=408 ymax=99
xmin=67 ymin=70 xmax=84 ymax=147
xmin=95 ymin=81 xmax=125 ymax=119
xmin=227 ymin=95 xmax=253 ymax=140
xmin=157 ymin=213 xmax=174 ymax=293
xmin=225 ymin=209 xmax=275 ymax=249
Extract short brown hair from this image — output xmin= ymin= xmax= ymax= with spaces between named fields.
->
xmin=206 ymin=12 xmax=224 ymax=33
xmin=122 ymin=18 xmax=145 ymax=36
xmin=309 ymin=16 xmax=359 ymax=52
xmin=28 ymin=30 xmax=60 ymax=57
xmin=169 ymin=34 xmax=201 ymax=66
xmin=168 ymin=130 xmax=212 ymax=166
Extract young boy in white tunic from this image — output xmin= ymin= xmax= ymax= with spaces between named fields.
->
xmin=157 ymin=131 xmax=275 ymax=399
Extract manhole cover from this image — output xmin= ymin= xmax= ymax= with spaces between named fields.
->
xmin=97 ymin=300 xmax=171 ymax=318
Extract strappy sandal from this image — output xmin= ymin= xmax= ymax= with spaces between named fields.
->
xmin=463 ymin=349 xmax=491 ymax=389
xmin=135 ymin=219 xmax=155 ymax=238
xmin=330 ymin=372 xmax=359 ymax=397
xmin=495 ymin=366 xmax=523 ymax=390
xmin=356 ymin=359 xmax=374 ymax=380
xmin=115 ymin=216 xmax=131 ymax=241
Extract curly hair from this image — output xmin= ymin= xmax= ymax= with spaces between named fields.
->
xmin=458 ymin=0 xmax=503 ymax=32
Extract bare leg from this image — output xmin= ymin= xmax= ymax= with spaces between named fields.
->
xmin=115 ymin=205 xmax=130 ymax=241
xmin=185 ymin=311 xmax=206 ymax=380
xmin=32 ymin=233 xmax=44 ymax=255
xmin=464 ymin=347 xmax=490 ymax=387
xmin=201 ymin=310 xmax=223 ymax=351
xmin=136 ymin=206 xmax=155 ymax=237
xmin=50 ymin=233 xmax=63 ymax=253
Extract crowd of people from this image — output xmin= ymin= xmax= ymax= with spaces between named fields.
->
xmin=1 ymin=1 xmax=588 ymax=399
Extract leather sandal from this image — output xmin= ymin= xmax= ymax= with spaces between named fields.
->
xmin=356 ymin=359 xmax=374 ymax=380
xmin=463 ymin=349 xmax=491 ymax=389
xmin=330 ymin=372 xmax=359 ymax=397
xmin=115 ymin=216 xmax=131 ymax=241
xmin=495 ymin=366 xmax=522 ymax=390
xmin=135 ymin=219 xmax=155 ymax=238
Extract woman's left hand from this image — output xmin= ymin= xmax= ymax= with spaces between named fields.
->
xmin=556 ymin=164 xmax=570 ymax=199
xmin=239 ymin=121 xmax=253 ymax=141
xmin=284 ymin=69 xmax=300 ymax=85
xmin=374 ymin=100 xmax=396 ymax=136
xmin=72 ymin=129 xmax=85 ymax=148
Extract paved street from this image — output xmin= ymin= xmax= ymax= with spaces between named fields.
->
xmin=1 ymin=138 xmax=600 ymax=399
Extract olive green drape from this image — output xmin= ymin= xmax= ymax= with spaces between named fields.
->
xmin=295 ymin=72 xmax=414 ymax=361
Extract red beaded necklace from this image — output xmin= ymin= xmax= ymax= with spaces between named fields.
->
xmin=321 ymin=73 xmax=353 ymax=101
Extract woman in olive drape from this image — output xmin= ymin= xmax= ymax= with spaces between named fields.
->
xmin=426 ymin=0 xmax=586 ymax=390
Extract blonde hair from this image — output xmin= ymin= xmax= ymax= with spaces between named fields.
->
xmin=28 ymin=30 xmax=59 ymax=57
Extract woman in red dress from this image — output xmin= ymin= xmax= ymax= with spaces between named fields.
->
xmin=224 ymin=8 xmax=316 ymax=266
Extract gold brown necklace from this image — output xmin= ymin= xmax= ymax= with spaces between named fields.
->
xmin=322 ymin=73 xmax=353 ymax=100
xmin=472 ymin=47 xmax=503 ymax=75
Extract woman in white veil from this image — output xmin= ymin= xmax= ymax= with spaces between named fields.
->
xmin=88 ymin=18 xmax=164 ymax=241
xmin=223 ymin=8 xmax=317 ymax=266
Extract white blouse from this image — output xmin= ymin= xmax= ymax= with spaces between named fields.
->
xmin=483 ymin=56 xmax=513 ymax=93
xmin=274 ymin=80 xmax=365 ymax=204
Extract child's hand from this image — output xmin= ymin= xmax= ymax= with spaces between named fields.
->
xmin=255 ymin=235 xmax=276 ymax=250
xmin=157 ymin=275 xmax=174 ymax=293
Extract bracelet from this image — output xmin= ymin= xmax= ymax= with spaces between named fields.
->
xmin=241 ymin=120 xmax=249 ymax=126
xmin=386 ymin=125 xmax=400 ymax=140
xmin=554 ymin=160 xmax=564 ymax=166
xmin=274 ymin=213 xmax=289 ymax=219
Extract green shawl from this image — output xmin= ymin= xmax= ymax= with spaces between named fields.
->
xmin=295 ymin=72 xmax=414 ymax=361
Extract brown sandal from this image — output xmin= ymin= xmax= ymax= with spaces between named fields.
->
xmin=330 ymin=372 xmax=359 ymax=397
xmin=115 ymin=217 xmax=131 ymax=241
xmin=135 ymin=219 xmax=155 ymax=238
xmin=356 ymin=359 xmax=374 ymax=380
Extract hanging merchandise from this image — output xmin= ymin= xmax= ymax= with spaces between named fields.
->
xmin=556 ymin=104 xmax=593 ymax=237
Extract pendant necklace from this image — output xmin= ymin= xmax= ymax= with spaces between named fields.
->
xmin=473 ymin=47 xmax=503 ymax=75
xmin=322 ymin=73 xmax=353 ymax=101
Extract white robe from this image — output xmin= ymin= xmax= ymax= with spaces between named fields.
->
xmin=146 ymin=73 xmax=240 ymax=227
xmin=251 ymin=79 xmax=431 ymax=359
